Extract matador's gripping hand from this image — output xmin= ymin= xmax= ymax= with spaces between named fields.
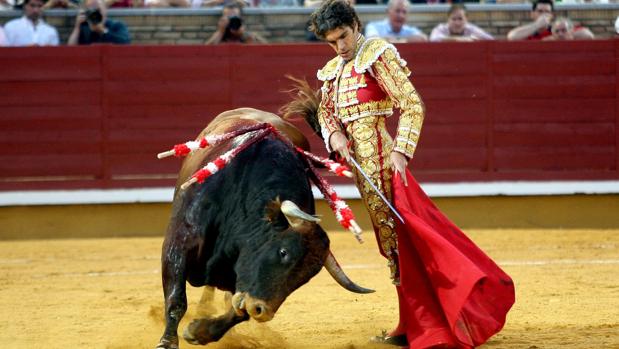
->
xmin=329 ymin=131 xmax=353 ymax=163
xmin=390 ymin=151 xmax=408 ymax=187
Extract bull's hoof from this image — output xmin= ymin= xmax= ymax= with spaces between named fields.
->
xmin=155 ymin=338 xmax=179 ymax=349
xmin=183 ymin=318 xmax=220 ymax=345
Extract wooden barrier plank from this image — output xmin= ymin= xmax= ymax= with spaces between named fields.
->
xmin=494 ymin=147 xmax=615 ymax=170
xmin=0 ymin=106 xmax=101 ymax=122
xmin=106 ymin=56 xmax=231 ymax=81
xmin=103 ymin=80 xmax=231 ymax=105
xmin=493 ymin=99 xmax=615 ymax=123
xmin=414 ymin=148 xmax=488 ymax=171
xmin=0 ymin=46 xmax=101 ymax=82
xmin=493 ymin=75 xmax=615 ymax=99
xmin=494 ymin=123 xmax=615 ymax=147
xmin=413 ymin=75 xmax=487 ymax=100
xmin=0 ymin=81 xmax=101 ymax=106
xmin=424 ymin=99 xmax=487 ymax=124
xmin=0 ymin=154 xmax=102 ymax=177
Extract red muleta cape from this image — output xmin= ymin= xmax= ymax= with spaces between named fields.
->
xmin=393 ymin=171 xmax=515 ymax=349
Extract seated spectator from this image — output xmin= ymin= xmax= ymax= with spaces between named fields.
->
xmin=543 ymin=17 xmax=573 ymax=40
xmin=430 ymin=4 xmax=493 ymax=42
xmin=0 ymin=0 xmax=15 ymax=10
xmin=3 ymin=0 xmax=59 ymax=46
xmin=365 ymin=0 xmax=427 ymax=43
xmin=105 ymin=0 xmax=141 ymax=8
xmin=0 ymin=26 xmax=6 ymax=46
xmin=68 ymin=0 xmax=131 ymax=45
xmin=43 ymin=0 xmax=79 ymax=10
xmin=543 ymin=17 xmax=593 ymax=41
xmin=507 ymin=0 xmax=594 ymax=41
xmin=144 ymin=0 xmax=189 ymax=7
xmin=200 ymin=0 xmax=249 ymax=7
xmin=206 ymin=2 xmax=267 ymax=44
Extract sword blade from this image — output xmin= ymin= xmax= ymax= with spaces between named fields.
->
xmin=348 ymin=157 xmax=405 ymax=224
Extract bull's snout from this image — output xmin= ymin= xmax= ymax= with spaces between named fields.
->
xmin=244 ymin=297 xmax=275 ymax=322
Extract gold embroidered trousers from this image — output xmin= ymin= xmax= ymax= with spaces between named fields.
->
xmin=344 ymin=116 xmax=400 ymax=282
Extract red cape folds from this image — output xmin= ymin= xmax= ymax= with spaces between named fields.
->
xmin=392 ymin=171 xmax=515 ymax=349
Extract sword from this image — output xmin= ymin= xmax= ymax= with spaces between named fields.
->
xmin=348 ymin=157 xmax=405 ymax=225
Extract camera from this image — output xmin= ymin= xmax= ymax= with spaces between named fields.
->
xmin=85 ymin=8 xmax=103 ymax=25
xmin=226 ymin=16 xmax=242 ymax=31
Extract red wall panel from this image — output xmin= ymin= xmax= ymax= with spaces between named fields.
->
xmin=0 ymin=41 xmax=618 ymax=191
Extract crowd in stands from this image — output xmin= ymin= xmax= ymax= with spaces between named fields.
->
xmin=0 ymin=0 xmax=615 ymax=46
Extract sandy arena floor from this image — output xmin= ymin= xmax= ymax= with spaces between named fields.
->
xmin=0 ymin=229 xmax=618 ymax=349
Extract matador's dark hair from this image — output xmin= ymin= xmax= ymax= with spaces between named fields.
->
xmin=309 ymin=0 xmax=362 ymax=40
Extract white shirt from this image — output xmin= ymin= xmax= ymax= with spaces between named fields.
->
xmin=365 ymin=19 xmax=425 ymax=41
xmin=0 ymin=26 xmax=7 ymax=46
xmin=4 ymin=16 xmax=59 ymax=47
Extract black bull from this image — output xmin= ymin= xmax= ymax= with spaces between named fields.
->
xmin=156 ymin=108 xmax=373 ymax=349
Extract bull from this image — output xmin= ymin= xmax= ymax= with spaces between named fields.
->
xmin=156 ymin=108 xmax=372 ymax=349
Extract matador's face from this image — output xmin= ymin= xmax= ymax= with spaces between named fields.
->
xmin=324 ymin=25 xmax=359 ymax=62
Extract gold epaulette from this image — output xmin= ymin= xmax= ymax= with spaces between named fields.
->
xmin=353 ymin=37 xmax=408 ymax=75
xmin=316 ymin=56 xmax=342 ymax=82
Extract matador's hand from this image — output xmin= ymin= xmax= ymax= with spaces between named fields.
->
xmin=390 ymin=151 xmax=408 ymax=186
xmin=330 ymin=132 xmax=352 ymax=162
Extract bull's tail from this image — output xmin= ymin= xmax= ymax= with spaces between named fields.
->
xmin=279 ymin=75 xmax=323 ymax=139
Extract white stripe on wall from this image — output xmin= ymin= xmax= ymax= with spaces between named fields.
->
xmin=0 ymin=180 xmax=618 ymax=206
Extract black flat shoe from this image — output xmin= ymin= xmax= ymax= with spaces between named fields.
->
xmin=370 ymin=331 xmax=408 ymax=347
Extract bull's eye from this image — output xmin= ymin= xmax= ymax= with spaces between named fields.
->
xmin=279 ymin=248 xmax=289 ymax=262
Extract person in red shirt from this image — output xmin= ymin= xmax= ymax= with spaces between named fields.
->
xmin=507 ymin=0 xmax=593 ymax=41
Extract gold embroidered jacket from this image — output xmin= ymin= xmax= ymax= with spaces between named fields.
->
xmin=316 ymin=36 xmax=424 ymax=159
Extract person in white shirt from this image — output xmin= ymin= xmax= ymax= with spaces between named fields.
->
xmin=365 ymin=0 xmax=427 ymax=43
xmin=0 ymin=26 xmax=7 ymax=46
xmin=430 ymin=4 xmax=493 ymax=42
xmin=3 ymin=0 xmax=59 ymax=46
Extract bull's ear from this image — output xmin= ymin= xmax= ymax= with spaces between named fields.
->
xmin=265 ymin=197 xmax=291 ymax=230
xmin=264 ymin=197 xmax=283 ymax=224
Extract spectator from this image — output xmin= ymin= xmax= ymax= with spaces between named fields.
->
xmin=507 ymin=0 xmax=594 ymax=40
xmin=365 ymin=0 xmax=427 ymax=43
xmin=43 ymin=0 xmax=79 ymax=10
xmin=199 ymin=0 xmax=249 ymax=7
xmin=105 ymin=0 xmax=141 ymax=8
xmin=0 ymin=26 xmax=6 ymax=46
xmin=0 ymin=0 xmax=15 ymax=10
xmin=430 ymin=4 xmax=493 ymax=42
xmin=3 ymin=0 xmax=59 ymax=46
xmin=206 ymin=2 xmax=267 ymax=44
xmin=543 ymin=17 xmax=573 ymax=40
xmin=144 ymin=0 xmax=189 ymax=7
xmin=68 ymin=0 xmax=131 ymax=45
xmin=542 ymin=16 xmax=593 ymax=41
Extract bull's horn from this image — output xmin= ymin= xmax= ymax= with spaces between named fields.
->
xmin=281 ymin=200 xmax=321 ymax=230
xmin=324 ymin=251 xmax=374 ymax=294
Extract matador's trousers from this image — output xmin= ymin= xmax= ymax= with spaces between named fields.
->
xmin=344 ymin=116 xmax=400 ymax=282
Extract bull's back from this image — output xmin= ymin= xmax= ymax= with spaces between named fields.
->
xmin=176 ymin=108 xmax=309 ymax=192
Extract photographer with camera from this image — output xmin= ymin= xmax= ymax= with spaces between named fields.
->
xmin=68 ymin=0 xmax=130 ymax=45
xmin=205 ymin=2 xmax=266 ymax=44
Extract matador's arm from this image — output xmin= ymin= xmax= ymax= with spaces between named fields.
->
xmin=317 ymin=80 xmax=344 ymax=152
xmin=372 ymin=48 xmax=425 ymax=159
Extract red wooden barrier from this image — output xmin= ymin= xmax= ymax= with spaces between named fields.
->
xmin=1 ymin=41 xmax=618 ymax=191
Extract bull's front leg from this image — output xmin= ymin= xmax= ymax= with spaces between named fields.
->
xmin=183 ymin=304 xmax=249 ymax=345
xmin=156 ymin=245 xmax=188 ymax=349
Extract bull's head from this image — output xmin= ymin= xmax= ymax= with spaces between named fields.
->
xmin=232 ymin=199 xmax=373 ymax=322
